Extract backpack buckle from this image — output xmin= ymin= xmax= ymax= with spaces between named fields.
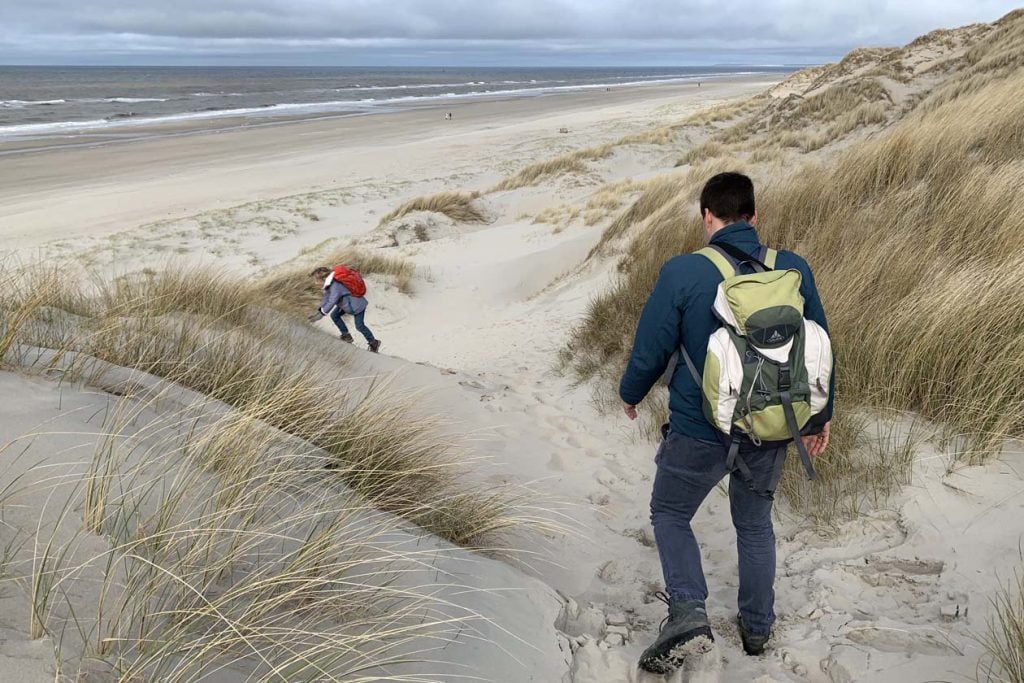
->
xmin=778 ymin=363 xmax=792 ymax=392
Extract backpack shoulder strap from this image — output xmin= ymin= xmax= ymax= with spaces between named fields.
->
xmin=694 ymin=246 xmax=737 ymax=279
xmin=685 ymin=245 xmax=739 ymax=386
xmin=760 ymin=246 xmax=778 ymax=270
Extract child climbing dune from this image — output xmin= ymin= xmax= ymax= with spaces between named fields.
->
xmin=308 ymin=265 xmax=382 ymax=353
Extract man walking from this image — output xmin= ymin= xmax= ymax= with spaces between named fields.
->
xmin=619 ymin=172 xmax=833 ymax=672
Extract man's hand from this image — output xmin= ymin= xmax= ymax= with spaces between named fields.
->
xmin=307 ymin=311 xmax=324 ymax=323
xmin=623 ymin=403 xmax=638 ymax=421
xmin=801 ymin=421 xmax=830 ymax=458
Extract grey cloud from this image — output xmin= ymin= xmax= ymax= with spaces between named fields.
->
xmin=1 ymin=0 xmax=1021 ymax=63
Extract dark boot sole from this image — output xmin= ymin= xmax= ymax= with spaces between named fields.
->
xmin=740 ymin=634 xmax=768 ymax=655
xmin=737 ymin=615 xmax=769 ymax=656
xmin=638 ymin=626 xmax=714 ymax=674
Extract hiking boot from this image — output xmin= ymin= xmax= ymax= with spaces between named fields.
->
xmin=638 ymin=593 xmax=714 ymax=674
xmin=737 ymin=614 xmax=769 ymax=656
xmin=340 ymin=334 xmax=354 ymax=343
xmin=368 ymin=339 xmax=381 ymax=353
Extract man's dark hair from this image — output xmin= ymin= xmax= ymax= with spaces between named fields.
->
xmin=699 ymin=172 xmax=756 ymax=223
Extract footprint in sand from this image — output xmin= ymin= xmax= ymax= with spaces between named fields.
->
xmin=595 ymin=466 xmax=621 ymax=488
xmin=548 ymin=451 xmax=570 ymax=472
xmin=544 ymin=413 xmax=581 ymax=431
xmin=820 ymin=555 xmax=950 ymax=624
xmin=566 ymin=637 xmax=722 ymax=683
xmin=621 ymin=526 xmax=657 ymax=548
xmin=843 ymin=624 xmax=959 ymax=655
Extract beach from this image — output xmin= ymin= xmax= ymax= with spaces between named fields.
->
xmin=0 ymin=76 xmax=775 ymax=250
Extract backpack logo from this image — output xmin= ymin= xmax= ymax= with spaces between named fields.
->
xmin=767 ymin=330 xmax=784 ymax=343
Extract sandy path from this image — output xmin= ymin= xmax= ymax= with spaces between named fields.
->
xmin=357 ymin=204 xmax=1024 ymax=682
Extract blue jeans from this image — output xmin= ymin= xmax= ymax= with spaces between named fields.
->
xmin=650 ymin=431 xmax=785 ymax=635
xmin=330 ymin=307 xmax=376 ymax=343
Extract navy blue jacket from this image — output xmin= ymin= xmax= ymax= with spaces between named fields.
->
xmin=618 ymin=220 xmax=834 ymax=442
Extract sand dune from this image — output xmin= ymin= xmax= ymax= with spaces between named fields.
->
xmin=3 ymin=12 xmax=1024 ymax=682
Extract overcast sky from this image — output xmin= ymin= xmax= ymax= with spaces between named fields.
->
xmin=1 ymin=1 xmax=1020 ymax=66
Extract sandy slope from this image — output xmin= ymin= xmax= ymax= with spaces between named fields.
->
xmin=341 ymin=200 xmax=1024 ymax=682
xmin=4 ymin=68 xmax=1024 ymax=682
xmin=0 ymin=357 xmax=572 ymax=681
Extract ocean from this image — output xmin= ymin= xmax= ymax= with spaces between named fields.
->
xmin=0 ymin=65 xmax=791 ymax=140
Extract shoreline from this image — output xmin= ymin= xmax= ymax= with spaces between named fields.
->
xmin=0 ymin=73 xmax=780 ymax=156
xmin=0 ymin=75 xmax=778 ymax=250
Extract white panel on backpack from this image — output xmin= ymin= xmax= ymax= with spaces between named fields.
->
xmin=708 ymin=328 xmax=743 ymax=430
xmin=803 ymin=319 xmax=833 ymax=415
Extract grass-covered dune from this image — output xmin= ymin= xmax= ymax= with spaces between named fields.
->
xmin=0 ymin=261 xmax=555 ymax=680
xmin=566 ymin=9 xmax=1024 ymax=457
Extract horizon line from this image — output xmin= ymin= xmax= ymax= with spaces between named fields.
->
xmin=0 ymin=62 xmax=818 ymax=69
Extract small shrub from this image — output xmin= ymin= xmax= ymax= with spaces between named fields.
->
xmin=680 ymin=140 xmax=726 ymax=166
xmin=490 ymin=145 xmax=614 ymax=192
xmin=379 ymin=190 xmax=485 ymax=225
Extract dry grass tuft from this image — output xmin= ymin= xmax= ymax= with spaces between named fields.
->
xmin=826 ymin=100 xmax=889 ymax=139
xmin=581 ymin=179 xmax=644 ymax=226
xmin=617 ymin=126 xmax=678 ymax=146
xmin=490 ymin=145 xmax=614 ymax=192
xmin=494 ymin=156 xmax=586 ymax=191
xmin=532 ymin=204 xmax=582 ymax=232
xmin=749 ymin=147 xmax=784 ymax=164
xmin=978 ymin=567 xmax=1024 ymax=683
xmin=679 ymin=140 xmax=726 ymax=166
xmin=776 ymin=409 xmax=918 ymax=526
xmin=379 ymin=190 xmax=486 ymax=225
xmin=681 ymin=97 xmax=769 ymax=127
xmin=588 ymin=158 xmax=746 ymax=258
xmin=594 ymin=174 xmax=690 ymax=249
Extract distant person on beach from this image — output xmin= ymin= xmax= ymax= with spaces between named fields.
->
xmin=308 ymin=266 xmax=381 ymax=353
xmin=619 ymin=172 xmax=833 ymax=673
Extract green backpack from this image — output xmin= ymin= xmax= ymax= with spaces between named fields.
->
xmin=680 ymin=243 xmax=832 ymax=494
